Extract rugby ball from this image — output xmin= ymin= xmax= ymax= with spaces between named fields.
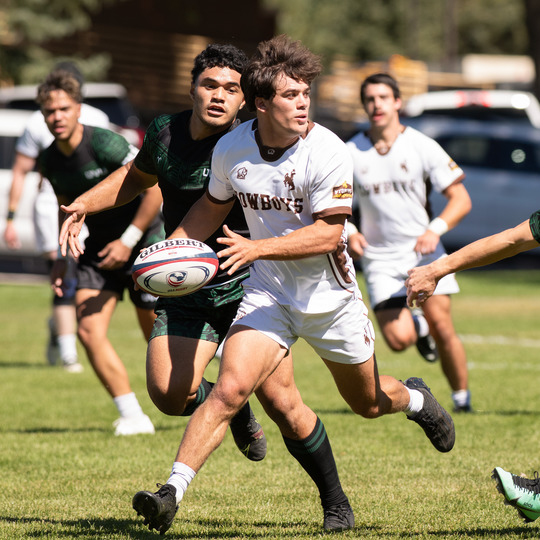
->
xmin=132 ymin=239 xmax=219 ymax=297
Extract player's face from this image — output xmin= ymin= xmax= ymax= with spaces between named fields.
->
xmin=257 ymin=74 xmax=311 ymax=145
xmin=41 ymin=90 xmax=81 ymax=141
xmin=190 ymin=66 xmax=245 ymax=136
xmin=362 ymin=83 xmax=401 ymax=129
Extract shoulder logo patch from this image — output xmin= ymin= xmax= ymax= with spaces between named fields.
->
xmin=237 ymin=167 xmax=248 ymax=179
xmin=332 ymin=182 xmax=353 ymax=199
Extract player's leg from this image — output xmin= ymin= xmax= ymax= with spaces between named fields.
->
xmin=256 ymin=353 xmax=354 ymax=531
xmin=373 ymin=304 xmax=416 ymax=351
xmin=145 ymin=293 xmax=266 ymax=460
xmin=306 ymin=299 xmax=455 ymax=453
xmin=422 ymin=294 xmax=471 ymax=411
xmin=146 ymin=334 xmax=217 ymax=416
xmin=133 ymin=325 xmax=284 ymax=534
xmin=76 ymin=287 xmax=154 ymax=435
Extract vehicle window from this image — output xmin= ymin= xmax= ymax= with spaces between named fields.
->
xmin=438 ymin=135 xmax=540 ymax=173
xmin=438 ymin=136 xmax=490 ymax=167
xmin=0 ymin=136 xmax=17 ymax=169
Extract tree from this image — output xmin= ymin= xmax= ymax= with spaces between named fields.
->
xmin=0 ymin=0 xmax=124 ymax=85
xmin=525 ymin=0 xmax=540 ymax=98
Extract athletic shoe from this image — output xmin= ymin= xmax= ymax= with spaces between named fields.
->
xmin=63 ymin=360 xmax=84 ymax=373
xmin=133 ymin=483 xmax=178 ymax=535
xmin=492 ymin=467 xmax=540 ymax=523
xmin=46 ymin=317 xmax=59 ymax=366
xmin=323 ymin=502 xmax=355 ymax=531
xmin=229 ymin=403 xmax=267 ymax=461
xmin=113 ymin=414 xmax=155 ymax=436
xmin=416 ymin=334 xmax=439 ymax=363
xmin=404 ymin=377 xmax=455 ymax=453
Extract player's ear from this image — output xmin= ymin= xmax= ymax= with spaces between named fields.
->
xmin=189 ymin=83 xmax=195 ymax=102
xmin=255 ymin=97 xmax=267 ymax=113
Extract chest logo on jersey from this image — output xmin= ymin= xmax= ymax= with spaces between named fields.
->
xmin=401 ymin=161 xmax=408 ymax=173
xmin=332 ymin=182 xmax=353 ymax=199
xmin=237 ymin=167 xmax=248 ymax=180
xmin=85 ymin=167 xmax=107 ymax=180
xmin=283 ymin=170 xmax=296 ymax=190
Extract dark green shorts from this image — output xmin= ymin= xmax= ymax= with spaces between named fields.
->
xmin=150 ymin=279 xmax=244 ymax=344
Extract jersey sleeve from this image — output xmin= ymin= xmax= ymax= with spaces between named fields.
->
xmin=421 ymin=135 xmax=465 ymax=193
xmin=309 ymin=137 xmax=353 ymax=219
xmin=92 ymin=127 xmax=138 ymax=170
xmin=207 ymin=138 xmax=236 ymax=203
xmin=133 ymin=117 xmax=160 ymax=175
xmin=529 ymin=210 xmax=540 ymax=243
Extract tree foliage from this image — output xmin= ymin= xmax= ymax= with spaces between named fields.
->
xmin=264 ymin=0 xmax=528 ymax=67
xmin=0 ymin=0 xmax=123 ymax=84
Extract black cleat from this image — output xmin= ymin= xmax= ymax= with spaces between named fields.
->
xmin=404 ymin=377 xmax=455 ymax=453
xmin=323 ymin=502 xmax=355 ymax=531
xmin=132 ymin=483 xmax=178 ymax=535
xmin=416 ymin=334 xmax=438 ymax=363
xmin=230 ymin=401 xmax=267 ymax=461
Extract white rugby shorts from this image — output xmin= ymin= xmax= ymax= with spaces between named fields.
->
xmin=231 ymin=287 xmax=375 ymax=365
xmin=362 ymin=243 xmax=460 ymax=308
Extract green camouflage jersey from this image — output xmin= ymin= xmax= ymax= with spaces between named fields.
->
xmin=134 ymin=110 xmax=250 ymax=288
xmin=39 ymin=125 xmax=158 ymax=262
xmin=529 ymin=210 xmax=540 ymax=243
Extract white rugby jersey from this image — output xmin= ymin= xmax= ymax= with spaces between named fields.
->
xmin=347 ymin=126 xmax=465 ymax=257
xmin=209 ymin=120 xmax=359 ymax=313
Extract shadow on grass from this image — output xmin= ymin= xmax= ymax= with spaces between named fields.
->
xmin=2 ymin=515 xmax=539 ymax=539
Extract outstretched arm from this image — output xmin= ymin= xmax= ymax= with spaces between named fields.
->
xmin=60 ymin=161 xmax=157 ymax=256
xmin=406 ymin=218 xmax=539 ymax=306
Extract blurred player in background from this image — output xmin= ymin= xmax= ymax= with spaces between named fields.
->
xmin=405 ymin=211 xmax=540 ymax=523
xmin=347 ymin=73 xmax=473 ymax=412
xmin=3 ymin=62 xmax=109 ymax=372
xmin=37 ymin=69 xmax=163 ymax=435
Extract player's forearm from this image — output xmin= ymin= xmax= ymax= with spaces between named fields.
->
xmin=78 ymin=162 xmax=146 ymax=214
xmin=128 ymin=184 xmax=163 ymax=232
xmin=255 ymin=216 xmax=345 ymax=261
xmin=438 ymin=182 xmax=472 ymax=230
xmin=434 ymin=220 xmax=538 ymax=276
xmin=170 ymin=193 xmax=234 ymax=242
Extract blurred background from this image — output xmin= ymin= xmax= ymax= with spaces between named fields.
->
xmin=1 ymin=0 xmax=540 ymax=272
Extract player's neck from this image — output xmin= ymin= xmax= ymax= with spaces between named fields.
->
xmin=55 ymin=123 xmax=84 ymax=156
xmin=189 ymin=113 xmax=234 ymax=141
xmin=368 ymin=122 xmax=404 ymax=154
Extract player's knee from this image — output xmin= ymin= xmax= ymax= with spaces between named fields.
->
xmin=383 ymin=332 xmax=415 ymax=352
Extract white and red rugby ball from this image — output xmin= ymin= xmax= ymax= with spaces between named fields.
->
xmin=132 ymin=239 xmax=219 ymax=297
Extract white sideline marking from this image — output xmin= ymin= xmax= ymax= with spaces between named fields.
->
xmin=459 ymin=334 xmax=540 ymax=349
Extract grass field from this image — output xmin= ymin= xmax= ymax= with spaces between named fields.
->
xmin=1 ymin=269 xmax=540 ymax=539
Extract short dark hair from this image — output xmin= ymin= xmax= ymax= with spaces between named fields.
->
xmin=191 ymin=44 xmax=248 ymax=84
xmin=241 ymin=34 xmax=322 ymax=112
xmin=360 ymin=73 xmax=401 ymax=106
xmin=36 ymin=70 xmax=83 ymax=106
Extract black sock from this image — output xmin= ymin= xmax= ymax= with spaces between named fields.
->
xmin=180 ymin=378 xmax=214 ymax=416
xmin=283 ymin=416 xmax=348 ymax=509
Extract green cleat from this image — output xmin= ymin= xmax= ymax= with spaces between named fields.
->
xmin=492 ymin=467 xmax=540 ymax=523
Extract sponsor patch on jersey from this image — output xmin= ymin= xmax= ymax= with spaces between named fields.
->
xmin=332 ymin=182 xmax=353 ymax=199
xmin=448 ymin=159 xmax=459 ymax=171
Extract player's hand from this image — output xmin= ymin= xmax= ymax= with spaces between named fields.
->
xmin=414 ymin=230 xmax=439 ymax=256
xmin=405 ymin=265 xmax=438 ymax=307
xmin=59 ymin=202 xmax=87 ymax=258
xmin=216 ymin=225 xmax=259 ymax=275
xmin=50 ymin=258 xmax=68 ymax=297
xmin=347 ymin=231 xmax=367 ymax=259
xmin=3 ymin=221 xmax=21 ymax=250
xmin=97 ymin=239 xmax=131 ymax=270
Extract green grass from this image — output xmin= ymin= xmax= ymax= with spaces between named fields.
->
xmin=1 ymin=269 xmax=540 ymax=539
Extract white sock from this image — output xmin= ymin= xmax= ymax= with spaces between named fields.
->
xmin=452 ymin=389 xmax=470 ymax=407
xmin=57 ymin=333 xmax=78 ymax=365
xmin=404 ymin=387 xmax=424 ymax=416
xmin=167 ymin=462 xmax=197 ymax=505
xmin=113 ymin=392 xmax=144 ymax=418
xmin=412 ymin=309 xmax=430 ymax=338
